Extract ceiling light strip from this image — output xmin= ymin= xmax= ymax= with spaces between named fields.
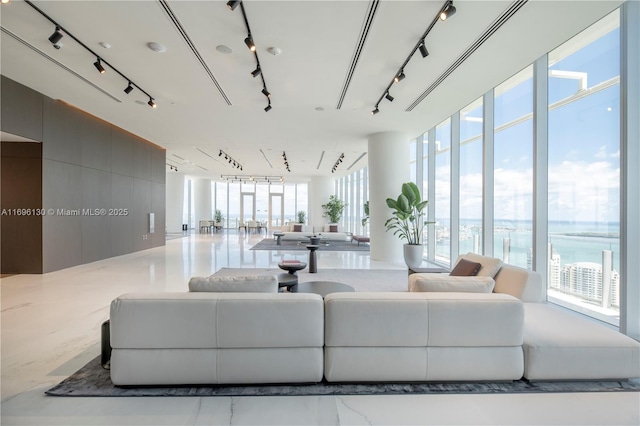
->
xmin=0 ymin=27 xmax=121 ymax=103
xmin=259 ymin=149 xmax=274 ymax=168
xmin=347 ymin=152 xmax=367 ymax=170
xmin=157 ymin=0 xmax=231 ymax=105
xmin=336 ymin=0 xmax=380 ymax=109
xmin=194 ymin=147 xmax=216 ymax=159
xmin=406 ymin=0 xmax=529 ymax=111
xmin=371 ymin=0 xmax=453 ymax=115
xmin=316 ymin=151 xmax=325 ymax=170
xmin=23 ymin=0 xmax=156 ymax=106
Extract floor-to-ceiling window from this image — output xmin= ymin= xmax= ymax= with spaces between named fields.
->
xmin=547 ymin=10 xmax=621 ymax=325
xmin=493 ymin=66 xmax=534 ymax=268
xmin=435 ymin=118 xmax=451 ymax=265
xmin=459 ymin=97 xmax=484 ymax=257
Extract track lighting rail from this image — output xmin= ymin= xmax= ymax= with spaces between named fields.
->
xmin=23 ymin=0 xmax=156 ymax=107
xmin=228 ymin=1 xmax=272 ymax=112
xmin=219 ymin=150 xmax=243 ymax=171
xmin=372 ymin=0 xmax=455 ymax=115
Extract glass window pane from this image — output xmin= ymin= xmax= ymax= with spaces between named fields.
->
xmin=494 ymin=66 xmax=533 ymax=269
xmin=459 ymin=97 xmax=483 ymax=256
xmin=547 ymin=11 xmax=620 ymax=325
xmin=435 ymin=118 xmax=451 ymax=265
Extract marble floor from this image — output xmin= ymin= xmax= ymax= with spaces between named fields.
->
xmin=1 ymin=232 xmax=639 ymax=426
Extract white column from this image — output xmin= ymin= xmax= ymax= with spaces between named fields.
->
xmin=368 ymin=131 xmax=410 ymax=264
xmin=309 ymin=176 xmax=334 ymax=229
xmin=193 ymin=179 xmax=212 ymax=226
xmin=165 ymin=173 xmax=185 ymax=233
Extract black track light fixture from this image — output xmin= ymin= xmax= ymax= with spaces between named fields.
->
xmin=226 ymin=0 xmax=240 ymax=11
xmin=394 ymin=71 xmax=406 ymax=83
xmin=24 ymin=1 xmax=156 ymax=109
xmin=244 ymin=35 xmax=256 ymax=52
xmin=264 ymin=103 xmax=272 ymax=112
xmin=251 ymin=66 xmax=261 ymax=78
xmin=419 ymin=42 xmax=429 ymax=58
xmin=219 ymin=150 xmax=243 ymax=170
xmin=372 ymin=0 xmax=459 ymax=115
xmin=440 ymin=2 xmax=457 ymax=20
xmin=219 ymin=150 xmax=223 ymax=157
xmin=148 ymin=97 xmax=156 ymax=108
xmin=93 ymin=57 xmax=106 ymax=74
xmin=262 ymin=88 xmax=271 ymax=98
xmin=48 ymin=26 xmax=63 ymax=44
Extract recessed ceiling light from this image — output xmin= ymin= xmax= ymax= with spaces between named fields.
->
xmin=147 ymin=42 xmax=167 ymax=53
xmin=99 ymin=42 xmax=111 ymax=49
xmin=216 ymin=45 xmax=233 ymax=54
xmin=266 ymin=47 xmax=281 ymax=56
xmin=315 ymin=107 xmax=325 ymax=112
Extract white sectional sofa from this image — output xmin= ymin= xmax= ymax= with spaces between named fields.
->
xmin=108 ymin=255 xmax=640 ymax=386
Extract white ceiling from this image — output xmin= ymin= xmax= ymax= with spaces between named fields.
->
xmin=0 ymin=0 xmax=623 ymax=181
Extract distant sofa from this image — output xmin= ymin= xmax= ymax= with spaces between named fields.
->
xmin=279 ymin=224 xmax=350 ymax=241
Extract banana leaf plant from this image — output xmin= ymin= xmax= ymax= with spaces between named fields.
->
xmin=385 ymin=182 xmax=432 ymax=245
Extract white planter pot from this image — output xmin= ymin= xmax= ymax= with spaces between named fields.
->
xmin=403 ymin=244 xmax=424 ymax=269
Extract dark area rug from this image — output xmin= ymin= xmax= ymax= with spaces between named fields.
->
xmin=250 ymin=238 xmax=369 ymax=251
xmin=46 ymin=356 xmax=640 ymax=397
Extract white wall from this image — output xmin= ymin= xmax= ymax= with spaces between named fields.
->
xmin=166 ymin=172 xmax=185 ymax=233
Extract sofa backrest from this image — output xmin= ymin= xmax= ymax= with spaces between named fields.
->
xmin=456 ymin=253 xmax=544 ymax=303
xmin=494 ymin=264 xmax=544 ymax=303
xmin=110 ymin=292 xmax=324 ymax=350
xmin=324 ymin=292 xmax=524 ymax=348
xmin=188 ymin=275 xmax=278 ymax=293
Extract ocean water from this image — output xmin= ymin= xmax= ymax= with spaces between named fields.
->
xmin=436 ymin=219 xmax=620 ymax=271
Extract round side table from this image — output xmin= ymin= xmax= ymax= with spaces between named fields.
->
xmin=306 ymin=245 xmax=320 ymax=273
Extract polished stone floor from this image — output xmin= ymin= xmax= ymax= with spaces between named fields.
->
xmin=1 ymin=231 xmax=639 ymax=425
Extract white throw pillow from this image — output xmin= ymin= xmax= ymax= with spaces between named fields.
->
xmin=408 ymin=274 xmax=496 ymax=293
xmin=188 ymin=275 xmax=278 ymax=293
xmin=454 ymin=252 xmax=503 ymax=278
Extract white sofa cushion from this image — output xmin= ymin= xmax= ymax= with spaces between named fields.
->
xmin=409 ymin=274 xmax=495 ymax=293
xmin=494 ymin=264 xmax=544 ymax=302
xmin=455 ymin=252 xmax=502 ymax=278
xmin=188 ymin=275 xmax=277 ymax=293
xmin=523 ymin=303 xmax=640 ymax=380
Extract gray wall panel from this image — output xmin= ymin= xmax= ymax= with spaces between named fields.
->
xmin=151 ymin=147 xmax=166 ymax=184
xmin=111 ymin=128 xmax=134 ymax=177
xmin=0 ymin=76 xmax=43 ymax=141
xmin=133 ymin=178 xmax=152 ymax=252
xmin=42 ymin=159 xmax=82 ymax=272
xmin=81 ymin=168 xmax=112 ymax=264
xmin=133 ymin=141 xmax=152 ymax=181
xmin=110 ymin=174 xmax=134 ymax=256
xmin=42 ymin=99 xmax=82 ymax=165
xmin=81 ymin=118 xmax=112 ymax=173
xmin=3 ymin=76 xmax=166 ymax=273
xmin=151 ymin=182 xmax=166 ymax=247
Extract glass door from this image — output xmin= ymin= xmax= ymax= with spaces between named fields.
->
xmin=240 ymin=192 xmax=255 ymax=224
xmin=269 ymin=193 xmax=284 ymax=229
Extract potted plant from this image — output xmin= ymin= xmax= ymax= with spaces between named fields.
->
xmin=214 ymin=209 xmax=223 ymax=224
xmin=297 ymin=210 xmax=307 ymax=224
xmin=361 ymin=201 xmax=370 ymax=228
xmin=321 ymin=195 xmax=346 ymax=224
xmin=385 ymin=182 xmax=432 ymax=268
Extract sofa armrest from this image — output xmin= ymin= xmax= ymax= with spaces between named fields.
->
xmin=408 ymin=274 xmax=496 ymax=293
